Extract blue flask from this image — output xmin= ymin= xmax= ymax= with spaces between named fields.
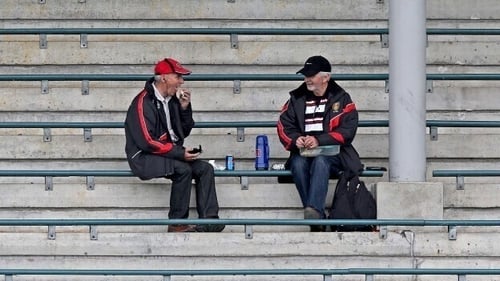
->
xmin=255 ymin=135 xmax=269 ymax=170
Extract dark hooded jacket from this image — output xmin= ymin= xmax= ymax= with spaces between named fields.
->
xmin=277 ymin=79 xmax=363 ymax=176
xmin=124 ymin=77 xmax=194 ymax=180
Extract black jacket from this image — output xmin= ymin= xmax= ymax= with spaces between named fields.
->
xmin=124 ymin=78 xmax=194 ymax=180
xmin=277 ymin=80 xmax=364 ymax=176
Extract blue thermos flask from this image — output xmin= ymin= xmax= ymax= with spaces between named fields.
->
xmin=255 ymin=135 xmax=269 ymax=170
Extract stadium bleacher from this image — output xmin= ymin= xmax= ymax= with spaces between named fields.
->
xmin=0 ymin=0 xmax=499 ymax=280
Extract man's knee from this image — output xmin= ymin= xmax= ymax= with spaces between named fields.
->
xmin=289 ymin=156 xmax=308 ymax=171
xmin=173 ymin=161 xmax=192 ymax=178
xmin=311 ymin=156 xmax=331 ymax=169
xmin=193 ymin=160 xmax=214 ymax=177
xmin=201 ymin=161 xmax=214 ymax=175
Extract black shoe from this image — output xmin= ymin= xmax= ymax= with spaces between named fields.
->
xmin=195 ymin=224 xmax=225 ymax=232
xmin=310 ymin=225 xmax=326 ymax=232
xmin=304 ymin=207 xmax=326 ymax=232
xmin=168 ymin=224 xmax=197 ymax=232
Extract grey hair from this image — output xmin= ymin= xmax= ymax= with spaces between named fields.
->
xmin=154 ymin=74 xmax=162 ymax=82
xmin=318 ymin=71 xmax=331 ymax=78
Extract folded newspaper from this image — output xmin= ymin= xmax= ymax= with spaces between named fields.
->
xmin=299 ymin=145 xmax=340 ymax=157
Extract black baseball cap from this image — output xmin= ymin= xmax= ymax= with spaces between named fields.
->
xmin=296 ymin=55 xmax=332 ymax=77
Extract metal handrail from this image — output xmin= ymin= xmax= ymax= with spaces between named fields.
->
xmin=0 ymin=27 xmax=388 ymax=35
xmin=0 ymin=73 xmax=385 ymax=81
xmin=433 ymin=170 xmax=500 ymax=177
xmin=0 ymin=268 xmax=498 ymax=277
xmin=0 ymin=217 xmax=495 ymax=240
xmin=0 ymin=218 xmax=497 ymax=227
xmin=0 ymin=169 xmax=384 ymax=178
xmin=0 ymin=121 xmax=275 ymax=129
xmin=1 ymin=27 xmax=499 ymax=36
xmin=1 ymin=120 xmax=500 ymax=129
xmin=1 ymin=73 xmax=500 ymax=81
xmin=433 ymin=169 xmax=500 ymax=190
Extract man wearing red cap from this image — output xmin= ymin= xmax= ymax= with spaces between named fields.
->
xmin=125 ymin=58 xmax=224 ymax=232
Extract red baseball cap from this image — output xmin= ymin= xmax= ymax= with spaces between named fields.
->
xmin=154 ymin=58 xmax=192 ymax=75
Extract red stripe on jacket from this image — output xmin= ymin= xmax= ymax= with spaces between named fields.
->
xmin=277 ymin=102 xmax=293 ymax=149
xmin=137 ymin=90 xmax=173 ymax=154
xmin=328 ymin=102 xmax=356 ymax=144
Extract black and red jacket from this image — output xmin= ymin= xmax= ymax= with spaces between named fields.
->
xmin=277 ymin=79 xmax=364 ymax=175
xmin=124 ymin=77 xmax=194 ymax=180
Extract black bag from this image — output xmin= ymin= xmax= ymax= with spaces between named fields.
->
xmin=329 ymin=172 xmax=377 ymax=231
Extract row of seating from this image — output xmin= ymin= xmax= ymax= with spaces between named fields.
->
xmin=433 ymin=169 xmax=500 ymax=190
xmin=1 ymin=120 xmax=498 ymax=182
xmin=1 ymin=120 xmax=499 ymax=142
xmin=5 ymin=167 xmax=500 ymax=190
xmin=3 ymin=27 xmax=498 ymax=35
xmin=0 ymin=169 xmax=385 ymax=191
xmin=2 ymin=73 xmax=498 ymax=80
xmin=1 ymin=217 xmax=497 ymax=240
xmin=2 ymin=167 xmax=498 ymax=191
xmin=1 ymin=165 xmax=496 ymax=198
xmin=1 ymin=73 xmax=498 ymax=97
xmin=0 ymin=267 xmax=498 ymax=279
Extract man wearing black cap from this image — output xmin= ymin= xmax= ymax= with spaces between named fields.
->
xmin=124 ymin=57 xmax=224 ymax=233
xmin=277 ymin=55 xmax=363 ymax=232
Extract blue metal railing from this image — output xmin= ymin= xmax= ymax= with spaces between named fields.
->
xmin=1 ymin=27 xmax=499 ymax=36
xmin=0 ymin=27 xmax=388 ymax=36
xmin=0 ymin=218 xmax=497 ymax=240
xmin=433 ymin=170 xmax=500 ymax=177
xmin=1 ymin=120 xmax=499 ymax=129
xmin=0 ymin=120 xmax=498 ymax=144
xmin=0 ymin=267 xmax=498 ymax=279
xmin=433 ymin=169 xmax=500 ymax=190
xmin=0 ymin=169 xmax=385 ymax=191
xmin=0 ymin=169 xmax=383 ymax=178
xmin=0 ymin=218 xmax=496 ymax=227
xmin=1 ymin=73 xmax=500 ymax=81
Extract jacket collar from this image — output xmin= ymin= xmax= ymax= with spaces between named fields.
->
xmin=290 ymin=79 xmax=345 ymax=100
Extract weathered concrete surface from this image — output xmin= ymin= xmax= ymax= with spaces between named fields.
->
xmin=0 ymin=231 xmax=497 ymax=281
xmin=376 ymin=182 xmax=444 ymax=219
xmin=2 ymin=0 xmax=499 ymax=20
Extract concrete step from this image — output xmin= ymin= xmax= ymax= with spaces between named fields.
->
xmin=0 ymin=181 xmax=498 ymax=220
xmin=0 ymin=133 xmax=500 ymax=160
xmin=1 ymin=0 xmax=389 ymax=20
xmin=0 ymin=230 xmax=498 ymax=257
xmin=0 ymin=183 xmax=303 ymax=209
xmin=1 ymin=80 xmax=500 ymax=112
xmin=0 ymin=231 xmax=498 ymax=281
xmin=2 ymin=0 xmax=498 ymax=22
xmin=2 ymin=40 xmax=498 ymax=66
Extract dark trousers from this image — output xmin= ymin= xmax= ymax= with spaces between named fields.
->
xmin=167 ymin=159 xmax=220 ymax=219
